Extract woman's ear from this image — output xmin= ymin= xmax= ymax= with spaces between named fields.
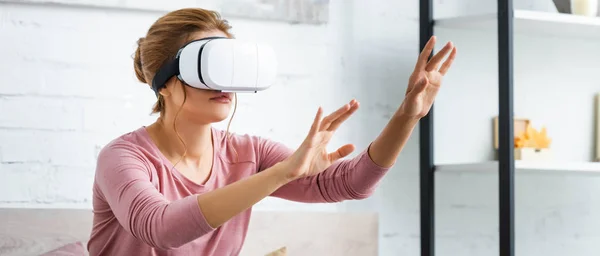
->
xmin=159 ymin=77 xmax=181 ymax=97
xmin=158 ymin=87 xmax=171 ymax=97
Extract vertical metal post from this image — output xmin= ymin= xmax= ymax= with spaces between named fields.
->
xmin=419 ymin=0 xmax=434 ymax=255
xmin=497 ymin=0 xmax=515 ymax=255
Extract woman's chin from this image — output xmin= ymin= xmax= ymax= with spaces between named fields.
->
xmin=209 ymin=114 xmax=231 ymax=123
xmin=201 ymin=110 xmax=232 ymax=123
xmin=209 ymin=106 xmax=232 ymax=121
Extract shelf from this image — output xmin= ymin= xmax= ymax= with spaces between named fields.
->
xmin=434 ymin=10 xmax=600 ymax=40
xmin=436 ymin=161 xmax=600 ymax=174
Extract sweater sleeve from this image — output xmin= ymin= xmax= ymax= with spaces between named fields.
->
xmin=94 ymin=142 xmax=215 ymax=250
xmin=256 ymin=137 xmax=392 ymax=203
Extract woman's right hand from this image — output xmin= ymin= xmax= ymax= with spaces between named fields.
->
xmin=281 ymin=100 xmax=360 ymax=181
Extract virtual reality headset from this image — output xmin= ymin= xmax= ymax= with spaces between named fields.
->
xmin=151 ymin=36 xmax=278 ymax=94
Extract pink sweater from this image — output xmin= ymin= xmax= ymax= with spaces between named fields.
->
xmin=87 ymin=126 xmax=391 ymax=256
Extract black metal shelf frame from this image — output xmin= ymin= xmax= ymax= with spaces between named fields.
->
xmin=418 ymin=0 xmax=515 ymax=256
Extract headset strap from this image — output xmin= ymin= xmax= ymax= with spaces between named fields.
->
xmin=151 ymin=58 xmax=179 ymax=94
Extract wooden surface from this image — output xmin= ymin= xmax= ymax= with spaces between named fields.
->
xmin=241 ymin=211 xmax=379 ymax=256
xmin=0 ymin=208 xmax=378 ymax=256
xmin=0 ymin=208 xmax=93 ymax=256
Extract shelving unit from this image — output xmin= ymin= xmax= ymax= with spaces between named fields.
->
xmin=436 ymin=161 xmax=600 ymax=174
xmin=436 ymin=9 xmax=600 ymax=40
xmin=418 ymin=1 xmax=600 ymax=256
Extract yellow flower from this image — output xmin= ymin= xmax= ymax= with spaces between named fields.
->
xmin=514 ymin=124 xmax=551 ymax=149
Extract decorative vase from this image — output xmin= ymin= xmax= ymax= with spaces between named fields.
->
xmin=571 ymin=0 xmax=599 ymax=16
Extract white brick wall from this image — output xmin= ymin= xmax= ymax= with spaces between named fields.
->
xmin=2 ymin=0 xmax=600 ymax=255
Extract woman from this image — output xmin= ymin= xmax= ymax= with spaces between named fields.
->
xmin=87 ymin=7 xmax=456 ymax=256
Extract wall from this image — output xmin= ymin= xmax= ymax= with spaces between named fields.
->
xmin=1 ymin=1 xmax=600 ymax=256
xmin=0 ymin=0 xmax=377 ymax=236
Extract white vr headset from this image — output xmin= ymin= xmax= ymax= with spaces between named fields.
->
xmin=151 ymin=36 xmax=278 ymax=94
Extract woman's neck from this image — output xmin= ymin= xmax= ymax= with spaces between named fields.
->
xmin=148 ymin=114 xmax=213 ymax=164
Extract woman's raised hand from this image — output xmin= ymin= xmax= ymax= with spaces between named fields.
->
xmin=396 ymin=36 xmax=457 ymax=119
xmin=282 ymin=100 xmax=360 ymax=181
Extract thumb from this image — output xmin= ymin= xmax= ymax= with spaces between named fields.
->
xmin=328 ymin=144 xmax=356 ymax=162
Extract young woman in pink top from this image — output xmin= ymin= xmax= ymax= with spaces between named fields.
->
xmin=87 ymin=7 xmax=456 ymax=256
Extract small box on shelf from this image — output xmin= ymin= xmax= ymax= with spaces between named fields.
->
xmin=493 ymin=117 xmax=553 ymax=161
xmin=515 ymin=147 xmax=553 ymax=161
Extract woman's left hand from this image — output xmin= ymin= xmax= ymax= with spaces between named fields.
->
xmin=396 ymin=36 xmax=457 ymax=119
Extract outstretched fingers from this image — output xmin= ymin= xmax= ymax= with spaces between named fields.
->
xmin=426 ymin=41 xmax=454 ymax=72
xmin=320 ymin=100 xmax=354 ymax=130
xmin=439 ymin=46 xmax=457 ymax=75
xmin=308 ymin=107 xmax=323 ymax=137
xmin=327 ymin=100 xmax=359 ymax=131
xmin=415 ymin=36 xmax=436 ymax=71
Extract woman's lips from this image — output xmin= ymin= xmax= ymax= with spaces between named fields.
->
xmin=209 ymin=93 xmax=232 ymax=103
